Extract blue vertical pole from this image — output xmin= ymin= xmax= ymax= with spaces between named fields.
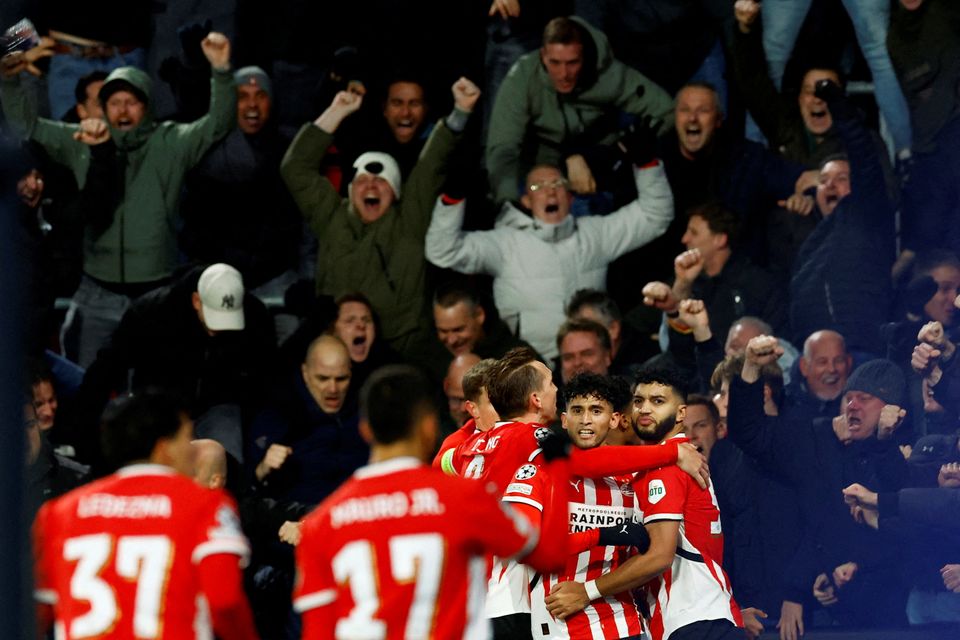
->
xmin=0 ymin=0 xmax=31 ymax=625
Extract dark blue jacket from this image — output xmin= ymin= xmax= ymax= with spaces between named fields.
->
xmin=246 ymin=372 xmax=368 ymax=507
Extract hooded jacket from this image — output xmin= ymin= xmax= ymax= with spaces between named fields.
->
xmin=485 ymin=16 xmax=674 ymax=203
xmin=280 ymin=120 xmax=458 ymax=357
xmin=425 ymin=162 xmax=673 ymax=359
xmin=0 ymin=66 xmax=236 ymax=283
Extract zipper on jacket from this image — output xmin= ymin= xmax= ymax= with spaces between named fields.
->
xmin=375 ymin=243 xmax=397 ymax=292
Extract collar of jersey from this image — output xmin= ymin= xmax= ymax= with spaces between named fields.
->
xmin=354 ymin=456 xmax=423 ymax=479
xmin=116 ymin=463 xmax=177 ymax=477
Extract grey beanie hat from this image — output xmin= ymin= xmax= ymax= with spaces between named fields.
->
xmin=843 ymin=359 xmax=906 ymax=406
xmin=234 ymin=66 xmax=272 ymax=99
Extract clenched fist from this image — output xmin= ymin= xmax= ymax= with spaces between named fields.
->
xmin=876 ymin=405 xmax=906 ymax=440
xmin=674 ymin=248 xmax=704 ymax=283
xmin=201 ymin=32 xmax=231 ymax=70
xmin=73 ymin=118 xmax=110 ymax=145
xmin=642 ymin=281 xmax=678 ymax=312
xmin=451 ymin=77 xmax=481 ymax=113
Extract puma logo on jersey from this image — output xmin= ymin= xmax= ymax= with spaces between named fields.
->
xmin=569 ymin=479 xmax=582 ymax=491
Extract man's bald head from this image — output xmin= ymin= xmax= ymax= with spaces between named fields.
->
xmin=725 ymin=316 xmax=773 ymax=356
xmin=800 ymin=330 xmax=852 ymax=401
xmin=302 ymin=335 xmax=352 ymax=413
xmin=192 ymin=439 xmax=227 ymax=489
xmin=444 ymin=353 xmax=482 ymax=426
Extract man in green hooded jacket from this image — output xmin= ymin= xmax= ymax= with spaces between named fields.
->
xmin=486 ymin=15 xmax=674 ymax=205
xmin=0 ymin=32 xmax=236 ymax=368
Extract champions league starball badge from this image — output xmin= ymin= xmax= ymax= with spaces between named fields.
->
xmin=515 ymin=464 xmax=538 ymax=480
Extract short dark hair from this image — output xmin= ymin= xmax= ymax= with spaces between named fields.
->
xmin=360 ymin=365 xmax=435 ymax=445
xmin=542 ymin=16 xmax=587 ymax=47
xmin=687 ymin=202 xmax=740 ymax=247
xmin=462 ymin=358 xmax=497 ymax=404
xmin=710 ymin=354 xmax=784 ymax=407
xmin=565 ymin=289 xmax=622 ymax=326
xmin=25 ymin=356 xmax=53 ymax=393
xmin=433 ymin=282 xmax=483 ymax=311
xmin=486 ymin=347 xmax=544 ymax=418
xmin=380 ymin=71 xmax=429 ymax=105
xmin=678 ymin=81 xmax=723 ymax=118
xmin=330 ymin=292 xmax=380 ymax=333
xmin=335 ymin=291 xmax=374 ymax=313
xmin=912 ymin=249 xmax=960 ymax=279
xmin=563 ymin=373 xmax=631 ymax=411
xmin=685 ymin=393 xmax=720 ymax=425
xmin=556 ymin=318 xmax=612 ymax=355
xmin=818 ymin=152 xmax=849 ymax=171
xmin=794 ymin=63 xmax=846 ymax=93
xmin=74 ymin=70 xmax=108 ymax=105
xmin=101 ymin=388 xmax=188 ymax=470
xmin=634 ymin=364 xmax=689 ymax=403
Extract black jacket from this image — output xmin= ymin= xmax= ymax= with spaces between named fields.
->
xmin=789 ymin=111 xmax=896 ymax=355
xmin=74 ymin=265 xmax=278 ymax=464
xmin=728 ymin=376 xmax=909 ymax=618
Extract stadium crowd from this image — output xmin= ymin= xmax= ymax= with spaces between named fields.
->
xmin=4 ymin=0 xmax=960 ymax=638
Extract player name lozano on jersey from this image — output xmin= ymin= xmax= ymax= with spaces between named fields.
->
xmin=77 ymin=493 xmax=173 ymax=519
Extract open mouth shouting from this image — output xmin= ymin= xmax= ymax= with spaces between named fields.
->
xmin=242 ymin=108 xmax=262 ymax=130
xmin=806 ymin=106 xmax=831 ymax=133
xmin=684 ymin=124 xmax=703 ymax=147
xmin=359 ymin=192 xmax=384 ymax=218
xmin=349 ymin=333 xmax=370 ymax=361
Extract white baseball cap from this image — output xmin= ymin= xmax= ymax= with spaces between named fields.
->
xmin=197 ymin=264 xmax=245 ymax=331
xmin=352 ymin=151 xmax=401 ymax=199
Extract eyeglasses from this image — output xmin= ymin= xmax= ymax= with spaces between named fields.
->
xmin=528 ymin=178 xmax=569 ymax=192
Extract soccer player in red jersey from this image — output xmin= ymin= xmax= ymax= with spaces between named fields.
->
xmin=293 ymin=365 xmax=571 ymax=639
xmin=440 ymin=347 xmax=709 ymax=638
xmin=547 ymin=365 xmax=744 ymax=640
xmin=32 ymin=389 xmax=258 ymax=640
xmin=432 ymin=358 xmax=499 ymax=471
xmin=504 ymin=373 xmax=650 ymax=639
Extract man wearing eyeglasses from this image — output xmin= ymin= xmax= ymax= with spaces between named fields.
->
xmin=425 ymin=121 xmax=673 ymax=360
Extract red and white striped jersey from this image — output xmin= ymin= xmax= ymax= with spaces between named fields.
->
xmin=639 ymin=436 xmax=743 ymax=640
xmin=33 ymin=464 xmax=252 ymax=640
xmin=293 ymin=456 xmax=539 ymax=639
xmin=504 ymin=464 xmax=645 ymax=640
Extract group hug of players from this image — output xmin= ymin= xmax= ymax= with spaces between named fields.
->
xmin=32 ymin=346 xmax=743 ymax=640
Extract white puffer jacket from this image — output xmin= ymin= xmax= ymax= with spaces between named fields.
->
xmin=425 ymin=163 xmax=673 ymax=359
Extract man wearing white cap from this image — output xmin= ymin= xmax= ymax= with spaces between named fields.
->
xmin=281 ymin=77 xmax=481 ymax=358
xmin=72 ymin=263 xmax=277 ymax=470
xmin=194 ymin=262 xmax=247 ymax=332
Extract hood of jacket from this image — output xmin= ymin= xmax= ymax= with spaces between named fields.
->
xmin=537 ymin=16 xmax=613 ymax=95
xmin=100 ymin=66 xmax=157 ymax=151
xmin=495 ymin=200 xmax=577 ymax=243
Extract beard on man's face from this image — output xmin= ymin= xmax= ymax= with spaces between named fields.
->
xmin=633 ymin=413 xmax=678 ymax=444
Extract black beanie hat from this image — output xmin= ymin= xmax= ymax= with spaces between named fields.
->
xmin=843 ymin=359 xmax=906 ymax=406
